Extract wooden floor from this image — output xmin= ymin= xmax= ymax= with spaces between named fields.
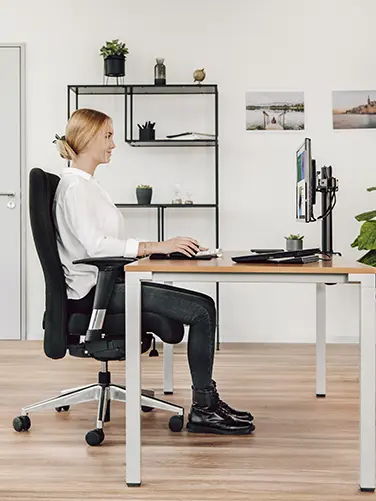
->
xmin=0 ymin=341 xmax=370 ymax=500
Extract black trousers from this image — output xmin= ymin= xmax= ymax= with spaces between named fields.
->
xmin=70 ymin=281 xmax=216 ymax=390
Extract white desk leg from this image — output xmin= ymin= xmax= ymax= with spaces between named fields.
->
xmin=125 ymin=271 xmax=151 ymax=487
xmin=163 ymin=343 xmax=174 ymax=394
xmin=316 ymin=283 xmax=326 ymax=397
xmin=351 ymin=274 xmax=376 ymax=492
xmin=163 ymin=281 xmax=174 ymax=395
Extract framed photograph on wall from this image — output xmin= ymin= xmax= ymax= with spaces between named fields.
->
xmin=245 ymin=91 xmax=304 ymax=131
xmin=333 ymin=90 xmax=376 ymax=129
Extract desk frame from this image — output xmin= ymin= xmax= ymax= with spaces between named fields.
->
xmin=125 ymin=269 xmax=375 ymax=492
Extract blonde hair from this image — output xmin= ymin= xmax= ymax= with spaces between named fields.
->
xmin=55 ymin=108 xmax=111 ymax=161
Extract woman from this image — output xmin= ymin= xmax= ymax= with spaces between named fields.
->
xmin=53 ymin=108 xmax=254 ymax=435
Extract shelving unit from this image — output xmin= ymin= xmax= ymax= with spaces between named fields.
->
xmin=67 ymin=84 xmax=220 ymax=348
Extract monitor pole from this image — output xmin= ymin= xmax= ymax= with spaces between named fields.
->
xmin=316 ymin=166 xmax=339 ymax=256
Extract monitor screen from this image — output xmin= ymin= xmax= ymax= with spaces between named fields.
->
xmin=296 ymin=138 xmax=313 ymax=222
xmin=296 ymin=141 xmax=307 ymax=220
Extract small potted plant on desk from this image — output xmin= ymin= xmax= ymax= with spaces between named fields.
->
xmin=100 ymin=39 xmax=129 ymax=79
xmin=285 ymin=233 xmax=304 ymax=251
xmin=136 ymin=185 xmax=153 ymax=205
xmin=351 ymin=186 xmax=376 ymax=266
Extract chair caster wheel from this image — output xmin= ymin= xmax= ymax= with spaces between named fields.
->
xmin=141 ymin=405 xmax=154 ymax=413
xmin=85 ymin=428 xmax=105 ymax=446
xmin=13 ymin=415 xmax=31 ymax=432
xmin=55 ymin=405 xmax=70 ymax=412
xmin=169 ymin=415 xmax=184 ymax=432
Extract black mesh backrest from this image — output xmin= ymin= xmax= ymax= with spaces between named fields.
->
xmin=29 ymin=168 xmax=68 ymax=359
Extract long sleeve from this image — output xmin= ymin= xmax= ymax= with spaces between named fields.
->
xmin=58 ymin=182 xmax=139 ymax=258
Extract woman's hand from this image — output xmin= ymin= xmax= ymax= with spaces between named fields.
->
xmin=156 ymin=236 xmax=200 ymax=257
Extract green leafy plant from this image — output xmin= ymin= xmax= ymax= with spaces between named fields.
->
xmin=285 ymin=233 xmax=304 ymax=240
xmin=100 ymin=39 xmax=129 ymax=59
xmin=137 ymin=184 xmax=152 ymax=189
xmin=351 ymin=186 xmax=376 ymax=266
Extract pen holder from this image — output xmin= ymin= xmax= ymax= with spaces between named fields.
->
xmin=139 ymin=128 xmax=155 ymax=141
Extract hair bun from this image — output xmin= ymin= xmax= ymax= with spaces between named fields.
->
xmin=53 ymin=133 xmax=76 ymax=161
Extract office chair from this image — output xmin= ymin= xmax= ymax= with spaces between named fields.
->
xmin=13 ymin=167 xmax=185 ymax=446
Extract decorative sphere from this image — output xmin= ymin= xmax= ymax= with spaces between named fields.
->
xmin=193 ymin=68 xmax=206 ymax=83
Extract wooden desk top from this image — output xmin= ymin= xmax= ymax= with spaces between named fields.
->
xmin=125 ymin=251 xmax=376 ymax=275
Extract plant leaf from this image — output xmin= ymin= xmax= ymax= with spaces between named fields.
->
xmin=100 ymin=39 xmax=128 ymax=58
xmin=367 ymin=187 xmax=376 ymax=192
xmin=356 ymin=221 xmax=376 ymax=250
xmin=355 ymin=210 xmax=376 ymax=222
xmin=358 ymin=250 xmax=376 ymax=267
xmin=351 ymin=236 xmax=359 ymax=248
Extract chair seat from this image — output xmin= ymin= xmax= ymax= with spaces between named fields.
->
xmin=67 ymin=311 xmax=185 ymax=361
xmin=68 ymin=312 xmax=125 ymax=336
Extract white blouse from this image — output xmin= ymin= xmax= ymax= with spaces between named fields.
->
xmin=53 ymin=167 xmax=139 ymax=300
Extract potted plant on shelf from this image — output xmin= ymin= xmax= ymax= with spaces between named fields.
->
xmin=351 ymin=186 xmax=376 ymax=266
xmin=285 ymin=233 xmax=304 ymax=251
xmin=100 ymin=39 xmax=129 ymax=77
xmin=136 ymin=185 xmax=153 ymax=205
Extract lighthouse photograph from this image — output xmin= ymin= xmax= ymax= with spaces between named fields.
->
xmin=333 ymin=90 xmax=376 ymax=129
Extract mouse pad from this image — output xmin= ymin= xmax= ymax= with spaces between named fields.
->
xmin=149 ymin=253 xmax=213 ymax=260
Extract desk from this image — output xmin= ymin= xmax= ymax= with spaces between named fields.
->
xmin=124 ymin=252 xmax=376 ymax=490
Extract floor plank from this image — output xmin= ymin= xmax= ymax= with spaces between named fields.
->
xmin=0 ymin=341 xmax=369 ymax=500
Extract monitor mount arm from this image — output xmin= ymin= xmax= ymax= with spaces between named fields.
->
xmin=314 ymin=165 xmax=341 ymax=256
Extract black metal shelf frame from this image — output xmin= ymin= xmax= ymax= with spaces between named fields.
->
xmin=115 ymin=204 xmax=217 ymax=242
xmin=67 ymin=84 xmax=220 ymax=349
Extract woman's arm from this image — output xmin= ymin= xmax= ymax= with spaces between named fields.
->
xmin=137 ymin=241 xmax=159 ymax=257
xmin=59 ymin=184 xmax=140 ymax=258
xmin=60 ymin=184 xmax=200 ymax=258
xmin=138 ymin=237 xmax=201 ymax=257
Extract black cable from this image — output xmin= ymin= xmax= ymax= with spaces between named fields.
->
xmin=309 ymin=190 xmax=336 ymax=222
xmin=317 ymin=192 xmax=336 ymax=220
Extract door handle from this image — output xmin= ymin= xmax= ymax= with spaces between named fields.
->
xmin=0 ymin=192 xmax=15 ymax=197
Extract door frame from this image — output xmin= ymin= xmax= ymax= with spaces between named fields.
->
xmin=0 ymin=43 xmax=26 ymax=340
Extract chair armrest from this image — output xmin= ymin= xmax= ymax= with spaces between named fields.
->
xmin=73 ymin=256 xmax=136 ymax=270
xmin=72 ymin=256 xmax=137 ymax=343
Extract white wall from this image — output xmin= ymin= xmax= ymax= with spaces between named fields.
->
xmin=1 ymin=0 xmax=374 ymax=343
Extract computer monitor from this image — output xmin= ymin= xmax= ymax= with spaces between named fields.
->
xmin=294 ymin=138 xmax=340 ymax=255
xmin=296 ymin=138 xmax=316 ymax=223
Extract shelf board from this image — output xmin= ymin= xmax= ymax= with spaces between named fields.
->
xmin=130 ymin=84 xmax=217 ymax=95
xmin=69 ymin=85 xmax=127 ymax=95
xmin=116 ymin=203 xmax=217 ymax=208
xmin=127 ymin=139 xmax=217 ymax=147
xmin=68 ymin=84 xmax=217 ymax=95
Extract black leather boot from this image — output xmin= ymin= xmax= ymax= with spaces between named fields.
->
xmin=186 ymin=386 xmax=255 ymax=435
xmin=212 ymin=380 xmax=254 ymax=422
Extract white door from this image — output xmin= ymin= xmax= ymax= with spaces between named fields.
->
xmin=0 ymin=45 xmax=25 ymax=340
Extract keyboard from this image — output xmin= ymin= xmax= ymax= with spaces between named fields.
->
xmin=232 ymin=248 xmax=321 ymax=263
xmin=267 ymin=255 xmax=320 ymax=264
xmin=196 ymin=248 xmax=222 ymax=258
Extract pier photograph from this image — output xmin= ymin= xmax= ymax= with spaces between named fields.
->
xmin=245 ymin=91 xmax=304 ymax=131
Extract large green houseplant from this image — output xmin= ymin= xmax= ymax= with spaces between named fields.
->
xmin=100 ymin=39 xmax=129 ymax=77
xmin=351 ymin=186 xmax=376 ymax=266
